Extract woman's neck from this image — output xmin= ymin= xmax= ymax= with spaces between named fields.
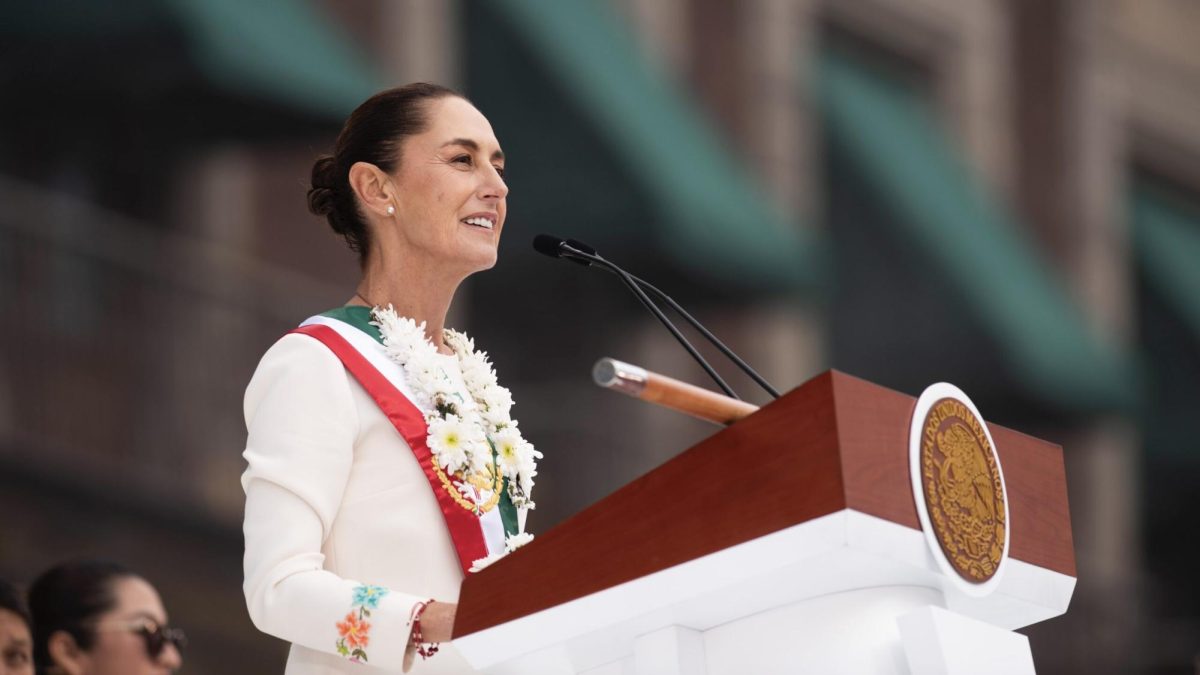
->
xmin=352 ymin=249 xmax=465 ymax=354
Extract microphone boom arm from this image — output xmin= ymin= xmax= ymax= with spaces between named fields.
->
xmin=567 ymin=247 xmax=742 ymax=400
xmin=560 ymin=243 xmax=781 ymax=400
xmin=621 ymin=270 xmax=780 ymax=399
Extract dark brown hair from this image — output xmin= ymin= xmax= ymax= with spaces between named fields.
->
xmin=0 ymin=578 xmax=31 ymax=628
xmin=27 ymin=560 xmax=135 ymax=674
xmin=307 ymin=82 xmax=465 ymax=264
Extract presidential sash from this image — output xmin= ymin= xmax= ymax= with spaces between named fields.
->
xmin=290 ymin=318 xmax=509 ymax=575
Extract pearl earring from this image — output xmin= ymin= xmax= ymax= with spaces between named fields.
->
xmin=386 ymin=205 xmax=395 ymax=215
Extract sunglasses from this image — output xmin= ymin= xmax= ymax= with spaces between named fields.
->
xmin=96 ymin=618 xmax=187 ymax=660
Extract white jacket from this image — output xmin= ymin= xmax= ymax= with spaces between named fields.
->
xmin=242 ymin=331 xmax=478 ymax=674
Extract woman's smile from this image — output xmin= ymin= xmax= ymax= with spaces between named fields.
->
xmin=460 ymin=212 xmax=497 ymax=230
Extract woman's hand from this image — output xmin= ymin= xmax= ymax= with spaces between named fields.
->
xmin=403 ymin=601 xmax=457 ymax=672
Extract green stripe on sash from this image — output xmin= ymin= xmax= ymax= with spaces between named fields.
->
xmin=498 ymin=479 xmax=519 ymax=538
xmin=321 ymin=306 xmax=383 ymax=344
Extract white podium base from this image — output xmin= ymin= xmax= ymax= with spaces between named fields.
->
xmin=461 ymin=511 xmax=1063 ymax=675
xmin=703 ymin=585 xmax=941 ymax=675
xmin=575 ymin=591 xmax=1036 ymax=675
xmin=898 ymin=606 xmax=1036 ymax=675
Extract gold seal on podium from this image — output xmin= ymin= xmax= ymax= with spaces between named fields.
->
xmin=918 ymin=397 xmax=1007 ymax=582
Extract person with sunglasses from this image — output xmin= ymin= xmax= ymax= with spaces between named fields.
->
xmin=27 ymin=561 xmax=184 ymax=675
xmin=0 ymin=579 xmax=33 ymax=675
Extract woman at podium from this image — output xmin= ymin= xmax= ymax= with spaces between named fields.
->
xmin=241 ymin=83 xmax=540 ymax=674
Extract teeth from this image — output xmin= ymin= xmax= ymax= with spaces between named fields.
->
xmin=464 ymin=217 xmax=494 ymax=229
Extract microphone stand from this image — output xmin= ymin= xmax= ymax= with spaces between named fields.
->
xmin=623 ymin=271 xmax=780 ymax=399
xmin=559 ymin=244 xmax=742 ymax=400
xmin=560 ymin=243 xmax=781 ymax=400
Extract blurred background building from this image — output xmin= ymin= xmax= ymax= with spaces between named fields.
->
xmin=1 ymin=0 xmax=1198 ymax=672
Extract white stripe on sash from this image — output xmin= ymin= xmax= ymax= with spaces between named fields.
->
xmin=479 ymin=507 xmax=507 ymax=557
xmin=299 ymin=315 xmax=420 ymax=404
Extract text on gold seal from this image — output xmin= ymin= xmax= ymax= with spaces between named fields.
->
xmin=919 ymin=398 xmax=1006 ymax=582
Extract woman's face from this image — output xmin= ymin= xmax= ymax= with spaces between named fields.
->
xmin=71 ymin=577 xmax=180 ymax=675
xmin=388 ymin=96 xmax=508 ymax=275
xmin=0 ymin=609 xmax=32 ymax=675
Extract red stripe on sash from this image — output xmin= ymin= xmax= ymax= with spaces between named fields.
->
xmin=290 ymin=324 xmax=486 ymax=575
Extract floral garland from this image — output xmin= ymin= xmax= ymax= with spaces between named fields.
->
xmin=371 ymin=306 xmax=541 ymax=515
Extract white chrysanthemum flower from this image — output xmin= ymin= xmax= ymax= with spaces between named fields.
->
xmin=468 ymin=554 xmax=500 ymax=572
xmin=374 ymin=307 xmax=429 ymax=361
xmin=480 ymin=410 xmax=505 ymax=431
xmin=468 ymin=552 xmax=504 ymax=573
xmin=458 ymin=363 xmax=489 ymax=393
xmin=491 ymin=427 xmax=524 ymax=479
xmin=517 ymin=467 xmax=537 ymax=505
xmin=517 ymin=439 xmax=541 ymax=469
xmin=427 ymin=415 xmax=470 ymax=473
xmin=429 ymin=373 xmax=459 ymax=401
xmin=485 ymin=383 xmax=513 ymax=406
xmin=447 ymin=329 xmax=480 ymax=357
xmin=453 ymin=389 xmax=476 ymax=413
xmin=413 ymin=363 xmax=439 ymax=388
xmin=482 ymin=384 xmax=513 ymax=415
xmin=480 ymin=401 xmax=512 ymax=431
xmin=505 ymin=531 xmax=534 ymax=552
xmin=517 ymin=451 xmax=539 ymax=480
xmin=456 ymin=362 xmax=484 ymax=389
xmin=459 ymin=408 xmax=484 ymax=427
xmin=467 ymin=533 xmax=535 ymax=573
xmin=460 ymin=420 xmax=492 ymax=474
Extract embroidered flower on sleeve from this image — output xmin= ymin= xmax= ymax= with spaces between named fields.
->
xmin=336 ymin=584 xmax=389 ymax=662
xmin=352 ymin=584 xmax=388 ymax=610
xmin=336 ymin=612 xmax=370 ymax=650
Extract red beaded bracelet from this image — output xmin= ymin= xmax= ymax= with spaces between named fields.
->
xmin=409 ymin=599 xmax=440 ymax=660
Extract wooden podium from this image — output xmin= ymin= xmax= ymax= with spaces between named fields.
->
xmin=451 ymin=371 xmax=1075 ymax=674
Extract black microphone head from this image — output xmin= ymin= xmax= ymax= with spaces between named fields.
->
xmin=532 ymin=233 xmax=567 ymax=258
xmin=533 ymin=233 xmax=595 ymax=267
xmin=564 ymin=238 xmax=598 ymax=257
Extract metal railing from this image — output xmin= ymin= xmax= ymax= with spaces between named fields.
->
xmin=0 ymin=176 xmax=345 ymax=527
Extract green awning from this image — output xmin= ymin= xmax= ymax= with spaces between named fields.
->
xmin=1131 ymin=182 xmax=1200 ymax=338
xmin=1 ymin=0 xmax=381 ymax=120
xmin=817 ymin=48 xmax=1133 ymax=410
xmin=489 ymin=0 xmax=817 ymax=291
xmin=166 ymin=0 xmax=381 ymax=118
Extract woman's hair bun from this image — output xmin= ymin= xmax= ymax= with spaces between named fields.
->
xmin=310 ymin=154 xmax=337 ymax=188
xmin=307 ymin=155 xmax=338 ymax=218
xmin=306 ymin=186 xmax=336 ymax=219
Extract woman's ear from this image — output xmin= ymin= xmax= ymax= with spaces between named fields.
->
xmin=348 ymin=161 xmax=397 ymax=218
xmin=47 ymin=630 xmax=87 ymax=675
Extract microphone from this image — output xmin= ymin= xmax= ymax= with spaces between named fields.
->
xmin=533 ymin=234 xmax=593 ymax=267
xmin=533 ymin=234 xmax=782 ymax=400
xmin=533 ymin=234 xmax=740 ymax=400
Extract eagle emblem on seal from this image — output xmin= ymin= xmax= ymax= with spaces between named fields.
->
xmin=920 ymin=398 xmax=1007 ymax=582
